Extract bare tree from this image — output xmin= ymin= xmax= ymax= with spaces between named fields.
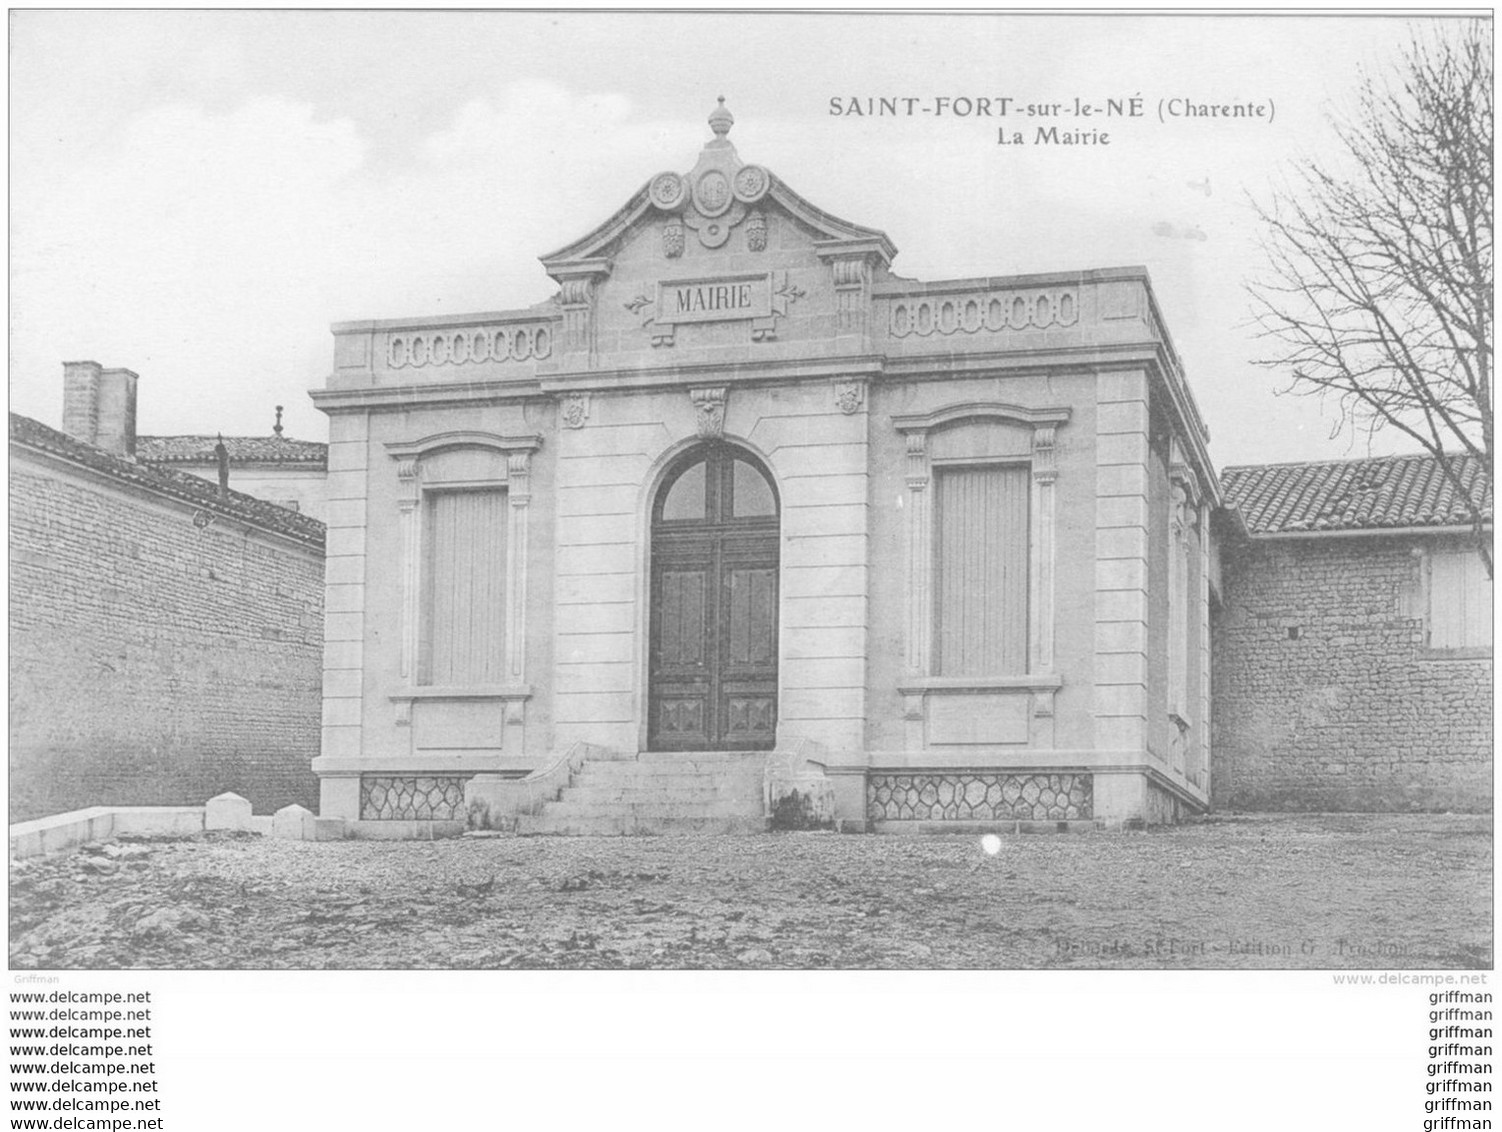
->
xmin=1248 ymin=20 xmax=1493 ymax=575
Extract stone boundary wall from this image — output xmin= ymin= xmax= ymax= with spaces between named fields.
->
xmin=1212 ymin=536 xmax=1492 ymax=812
xmin=9 ymin=452 xmax=324 ymax=821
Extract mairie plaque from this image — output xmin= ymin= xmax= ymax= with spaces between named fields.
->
xmin=657 ymin=274 xmax=773 ymax=325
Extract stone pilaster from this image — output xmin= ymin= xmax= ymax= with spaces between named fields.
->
xmin=1030 ymin=423 xmax=1059 ymax=674
xmin=549 ymin=259 xmax=612 ymax=368
xmin=817 ymin=242 xmax=886 ymax=352
xmin=1092 ymin=370 xmax=1150 ymax=756
xmin=505 ymin=451 xmax=532 ymax=685
xmin=393 ymin=457 xmax=420 ymax=683
xmin=319 ymin=411 xmax=370 ymax=819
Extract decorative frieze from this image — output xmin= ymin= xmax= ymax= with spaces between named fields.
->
xmin=867 ymin=773 xmax=1092 ymax=823
xmin=887 ymin=289 xmax=1079 ymax=339
xmin=386 ymin=323 xmax=554 ymax=369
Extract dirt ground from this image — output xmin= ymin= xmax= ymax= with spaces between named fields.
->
xmin=8 ymin=812 xmax=1492 ymax=970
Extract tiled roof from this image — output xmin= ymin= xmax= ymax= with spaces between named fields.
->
xmin=10 ymin=414 xmax=325 ymax=549
xmin=136 ymin=435 xmax=327 ymax=466
xmin=1221 ymin=452 xmax=1492 ymax=535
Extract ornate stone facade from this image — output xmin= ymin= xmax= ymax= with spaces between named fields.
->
xmin=313 ymin=100 xmax=1224 ymax=833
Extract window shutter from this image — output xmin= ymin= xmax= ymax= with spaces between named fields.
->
xmin=935 ymin=464 xmax=1030 ymax=675
xmin=1431 ymin=548 xmax=1492 ymax=650
xmin=421 ymin=489 xmax=507 ymax=684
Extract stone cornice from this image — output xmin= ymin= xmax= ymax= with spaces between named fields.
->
xmin=891 ymin=401 xmax=1071 ymax=434
xmin=873 ymin=264 xmax=1154 ymax=298
xmin=384 ymin=431 xmax=543 ymax=461
xmin=537 ymin=355 xmax=888 ymax=394
xmin=330 ymin=308 xmax=560 ymax=335
xmin=309 ymin=382 xmax=549 ymax=413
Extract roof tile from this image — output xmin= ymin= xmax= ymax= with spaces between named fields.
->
xmin=1221 ymin=452 xmax=1492 ymax=535
xmin=136 ymin=435 xmax=327 ymax=465
xmin=11 ymin=414 xmax=325 ymax=549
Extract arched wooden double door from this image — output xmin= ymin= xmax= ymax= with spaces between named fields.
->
xmin=649 ymin=444 xmax=779 ymax=751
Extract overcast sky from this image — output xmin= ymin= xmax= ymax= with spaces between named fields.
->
xmin=9 ymin=11 xmax=1461 ymax=467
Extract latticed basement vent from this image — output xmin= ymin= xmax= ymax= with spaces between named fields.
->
xmin=867 ymin=773 xmax=1092 ymax=822
xmin=360 ymin=775 xmax=471 ymax=821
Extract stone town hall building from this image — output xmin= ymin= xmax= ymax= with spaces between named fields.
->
xmin=308 ymin=101 xmax=1224 ymax=832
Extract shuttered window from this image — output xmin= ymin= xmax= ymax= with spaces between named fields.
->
xmin=1429 ymin=547 xmax=1492 ymax=651
xmin=934 ymin=464 xmax=1030 ymax=675
xmin=420 ymin=489 xmax=507 ymax=684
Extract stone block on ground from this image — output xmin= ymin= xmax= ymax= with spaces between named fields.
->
xmin=272 ymin=804 xmax=318 ymax=841
xmin=205 ymin=792 xmax=253 ymax=831
xmin=314 ymin=817 xmax=347 ymax=842
xmin=465 ymin=773 xmax=527 ymax=831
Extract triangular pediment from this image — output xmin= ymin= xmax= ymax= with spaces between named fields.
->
xmin=539 ymin=99 xmax=895 ymax=280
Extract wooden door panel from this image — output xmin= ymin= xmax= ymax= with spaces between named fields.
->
xmin=720 ymin=687 xmax=777 ymax=745
xmin=654 ymin=694 xmax=711 ymax=748
xmin=657 ymin=569 xmax=709 ymax=670
xmin=725 ymin=566 xmax=777 ymax=668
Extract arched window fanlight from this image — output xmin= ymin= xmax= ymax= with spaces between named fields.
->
xmin=655 ymin=445 xmax=778 ymax=525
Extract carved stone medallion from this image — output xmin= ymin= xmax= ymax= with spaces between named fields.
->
xmin=649 ymin=172 xmax=687 ymax=211
xmin=732 ymin=164 xmax=769 ymax=203
xmin=693 ymin=169 xmax=733 ymax=218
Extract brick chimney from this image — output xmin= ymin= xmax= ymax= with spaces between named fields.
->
xmin=61 ymin=361 xmax=138 ymax=456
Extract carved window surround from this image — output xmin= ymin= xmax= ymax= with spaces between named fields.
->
xmin=892 ymin=403 xmax=1070 ymax=749
xmin=384 ymin=431 xmax=542 ymax=720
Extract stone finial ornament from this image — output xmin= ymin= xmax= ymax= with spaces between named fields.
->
xmin=642 ymin=96 xmax=770 ymax=252
xmin=709 ymin=95 xmax=734 ymax=138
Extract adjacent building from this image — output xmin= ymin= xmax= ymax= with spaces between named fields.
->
xmin=137 ymin=421 xmax=330 ymax=522
xmin=310 ymin=102 xmax=1220 ymax=830
xmin=1214 ymin=453 xmax=1492 ymax=812
xmin=8 ymin=363 xmax=326 ymax=821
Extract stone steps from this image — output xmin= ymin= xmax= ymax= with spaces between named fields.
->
xmin=563 ymin=785 xmax=763 ymax=804
xmin=516 ymin=751 xmax=769 ymax=835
